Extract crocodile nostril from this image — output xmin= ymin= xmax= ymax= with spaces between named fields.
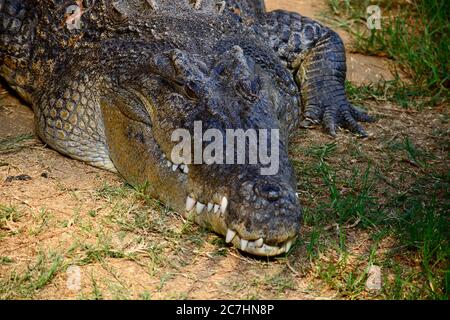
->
xmin=255 ymin=183 xmax=282 ymax=202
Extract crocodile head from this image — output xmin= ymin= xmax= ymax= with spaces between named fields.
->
xmin=101 ymin=45 xmax=302 ymax=256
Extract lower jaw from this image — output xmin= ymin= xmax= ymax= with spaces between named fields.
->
xmin=228 ymin=233 xmax=294 ymax=256
xmin=185 ymin=208 xmax=296 ymax=257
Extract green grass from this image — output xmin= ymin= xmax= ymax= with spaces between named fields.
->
xmin=29 ymin=208 xmax=53 ymax=236
xmin=326 ymin=0 xmax=449 ymax=108
xmin=314 ymin=255 xmax=369 ymax=299
xmin=299 ymin=142 xmax=379 ymax=230
xmin=0 ymin=256 xmax=14 ymax=265
xmin=0 ymin=204 xmax=23 ymax=238
xmin=310 ymin=3 xmax=449 ymax=297
xmin=384 ymin=172 xmax=449 ymax=298
xmin=345 ymin=78 xmax=431 ymax=109
xmin=264 ymin=273 xmax=296 ymax=294
xmin=293 ymin=136 xmax=448 ymax=299
xmin=0 ymin=205 xmax=22 ymax=226
xmin=0 ymin=134 xmax=34 ymax=154
xmin=0 ymin=251 xmax=63 ymax=299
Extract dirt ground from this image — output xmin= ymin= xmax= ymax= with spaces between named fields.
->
xmin=0 ymin=1 xmax=447 ymax=299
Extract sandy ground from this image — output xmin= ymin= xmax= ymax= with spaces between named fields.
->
xmin=0 ymin=1 xmax=447 ymax=300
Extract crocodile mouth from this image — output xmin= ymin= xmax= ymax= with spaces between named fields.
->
xmin=184 ymin=194 xmax=296 ymax=256
xmin=227 ymin=232 xmax=296 ymax=256
xmin=163 ymin=153 xmax=298 ymax=257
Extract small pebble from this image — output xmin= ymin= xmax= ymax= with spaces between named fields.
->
xmin=366 ymin=265 xmax=382 ymax=292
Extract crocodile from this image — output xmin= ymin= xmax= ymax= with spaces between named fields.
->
xmin=0 ymin=0 xmax=373 ymax=256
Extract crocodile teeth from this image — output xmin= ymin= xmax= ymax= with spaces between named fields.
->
xmin=167 ymin=160 xmax=172 ymax=167
xmin=254 ymin=238 xmax=264 ymax=248
xmin=172 ymin=164 xmax=179 ymax=171
xmin=240 ymin=239 xmax=248 ymax=251
xmin=186 ymin=196 xmax=196 ymax=211
xmin=220 ymin=196 xmax=228 ymax=214
xmin=225 ymin=229 xmax=236 ymax=243
xmin=196 ymin=202 xmax=205 ymax=214
xmin=213 ymin=204 xmax=220 ymax=213
xmin=182 ymin=165 xmax=189 ymax=174
xmin=296 ymin=193 xmax=299 ymax=198
xmin=207 ymin=203 xmax=213 ymax=212
xmin=285 ymin=240 xmax=293 ymax=253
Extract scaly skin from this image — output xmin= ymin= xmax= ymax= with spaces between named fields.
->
xmin=263 ymin=10 xmax=375 ymax=136
xmin=0 ymin=0 xmax=373 ymax=256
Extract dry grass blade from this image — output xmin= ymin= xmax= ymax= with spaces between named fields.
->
xmin=0 ymin=134 xmax=36 ymax=154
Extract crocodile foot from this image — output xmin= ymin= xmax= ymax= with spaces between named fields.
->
xmin=300 ymin=101 xmax=375 ymax=137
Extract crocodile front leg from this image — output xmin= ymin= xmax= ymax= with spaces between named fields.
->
xmin=264 ymin=10 xmax=374 ymax=137
xmin=34 ymin=70 xmax=116 ymax=172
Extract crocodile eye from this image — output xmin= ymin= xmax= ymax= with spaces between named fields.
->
xmin=184 ymin=85 xmax=198 ymax=100
xmin=237 ymin=79 xmax=259 ymax=102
